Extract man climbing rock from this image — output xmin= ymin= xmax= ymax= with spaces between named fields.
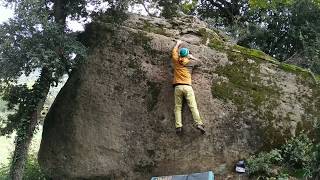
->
xmin=171 ymin=40 xmax=206 ymax=135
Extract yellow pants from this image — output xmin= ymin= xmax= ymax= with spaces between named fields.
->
xmin=174 ymin=85 xmax=203 ymax=128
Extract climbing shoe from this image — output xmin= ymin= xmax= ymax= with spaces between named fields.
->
xmin=176 ymin=127 xmax=183 ymax=135
xmin=196 ymin=124 xmax=206 ymax=134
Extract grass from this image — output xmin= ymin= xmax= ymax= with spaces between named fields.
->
xmin=0 ymin=127 xmax=42 ymax=165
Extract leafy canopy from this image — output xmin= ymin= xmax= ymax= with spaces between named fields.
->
xmin=0 ymin=0 xmax=87 ymax=135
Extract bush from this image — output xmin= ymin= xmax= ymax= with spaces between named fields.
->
xmin=247 ymin=149 xmax=283 ymax=177
xmin=0 ymin=153 xmax=46 ymax=180
xmin=281 ymin=134 xmax=313 ymax=176
xmin=23 ymin=154 xmax=46 ymax=180
xmin=247 ymin=133 xmax=316 ymax=179
xmin=0 ymin=165 xmax=9 ymax=180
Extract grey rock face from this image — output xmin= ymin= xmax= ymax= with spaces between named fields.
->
xmin=38 ymin=14 xmax=319 ymax=179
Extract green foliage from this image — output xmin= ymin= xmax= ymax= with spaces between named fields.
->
xmin=198 ymin=0 xmax=320 ymax=74
xmin=0 ymin=0 xmax=87 ymax=133
xmin=281 ymin=134 xmax=313 ymax=172
xmin=198 ymin=0 xmax=249 ymax=26
xmin=247 ymin=134 xmax=317 ymax=178
xmin=249 ymin=0 xmax=294 ymax=9
xmin=0 ymin=0 xmax=87 ymax=178
xmin=0 ymin=0 xmax=88 ymax=83
xmin=3 ymin=0 xmax=115 ymax=20
xmin=131 ymin=0 xmax=196 ymax=18
xmin=22 ymin=154 xmax=46 ymax=180
xmin=90 ymin=7 xmax=129 ymax=25
xmin=0 ymin=85 xmax=31 ymax=135
xmin=0 ymin=100 xmax=6 ymax=112
xmin=0 ymin=153 xmax=46 ymax=180
xmin=181 ymin=0 xmax=198 ymax=15
xmin=0 ymin=165 xmax=9 ymax=180
xmin=238 ymin=0 xmax=320 ymax=74
xmin=247 ymin=149 xmax=283 ymax=177
xmin=0 ymin=99 xmax=9 ymax=126
xmin=158 ymin=0 xmax=180 ymax=18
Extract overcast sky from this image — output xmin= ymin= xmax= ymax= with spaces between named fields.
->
xmin=0 ymin=4 xmax=14 ymax=24
xmin=0 ymin=2 xmax=148 ymax=31
xmin=0 ymin=3 xmax=86 ymax=31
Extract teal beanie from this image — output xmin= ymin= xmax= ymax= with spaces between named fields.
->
xmin=179 ymin=48 xmax=189 ymax=57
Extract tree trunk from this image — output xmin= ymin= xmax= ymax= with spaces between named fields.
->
xmin=9 ymin=68 xmax=51 ymax=180
xmin=9 ymin=0 xmax=68 ymax=179
xmin=9 ymin=113 xmax=38 ymax=180
xmin=53 ymin=0 xmax=67 ymax=28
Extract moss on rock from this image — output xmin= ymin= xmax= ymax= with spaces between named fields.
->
xmin=211 ymin=41 xmax=320 ymax=149
xmin=212 ymin=51 xmax=280 ymax=111
xmin=201 ymin=31 xmax=319 ymax=84
xmin=133 ymin=159 xmax=155 ymax=174
xmin=211 ymin=48 xmax=296 ymax=149
xmin=142 ymin=20 xmax=168 ymax=36
xmin=230 ymin=45 xmax=319 ymax=83
xmin=132 ymin=31 xmax=160 ymax=56
xmin=232 ymin=45 xmax=269 ymax=60
xmin=197 ymin=28 xmax=226 ymax=51
xmin=260 ymin=122 xmax=292 ymax=151
xmin=127 ymin=56 xmax=146 ymax=83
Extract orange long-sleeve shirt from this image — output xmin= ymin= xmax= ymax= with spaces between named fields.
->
xmin=172 ymin=47 xmax=192 ymax=85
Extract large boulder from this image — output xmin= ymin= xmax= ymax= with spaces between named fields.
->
xmin=38 ymin=13 xmax=320 ymax=179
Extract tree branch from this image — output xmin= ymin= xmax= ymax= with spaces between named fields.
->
xmin=141 ymin=0 xmax=156 ymax=17
xmin=208 ymin=0 xmax=234 ymax=23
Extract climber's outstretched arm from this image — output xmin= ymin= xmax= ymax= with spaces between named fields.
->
xmin=188 ymin=54 xmax=199 ymax=61
xmin=188 ymin=54 xmax=202 ymax=67
xmin=175 ymin=40 xmax=183 ymax=49
xmin=172 ymin=40 xmax=183 ymax=61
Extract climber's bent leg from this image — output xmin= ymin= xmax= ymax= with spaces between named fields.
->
xmin=174 ymin=85 xmax=184 ymax=128
xmin=185 ymin=86 xmax=203 ymax=126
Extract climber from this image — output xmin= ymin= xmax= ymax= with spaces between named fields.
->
xmin=171 ymin=39 xmax=206 ymax=135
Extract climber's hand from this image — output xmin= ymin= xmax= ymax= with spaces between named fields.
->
xmin=188 ymin=54 xmax=199 ymax=61
xmin=176 ymin=40 xmax=183 ymax=47
xmin=174 ymin=40 xmax=183 ymax=49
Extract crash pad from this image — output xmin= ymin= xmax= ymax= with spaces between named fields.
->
xmin=151 ymin=171 xmax=214 ymax=180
